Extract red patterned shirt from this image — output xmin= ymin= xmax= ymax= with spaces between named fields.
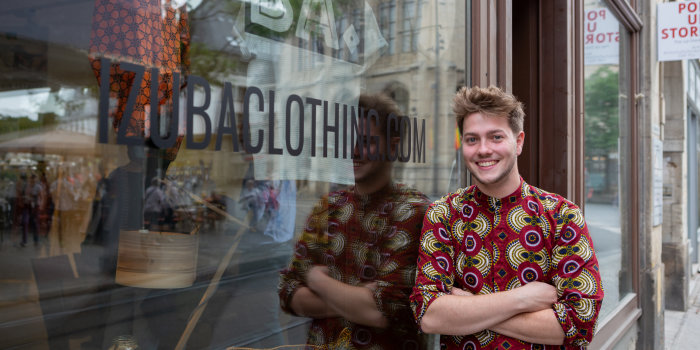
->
xmin=411 ymin=180 xmax=603 ymax=349
xmin=279 ymin=183 xmax=430 ymax=349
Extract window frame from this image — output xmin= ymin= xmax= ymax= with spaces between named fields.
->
xmin=469 ymin=1 xmax=643 ymax=348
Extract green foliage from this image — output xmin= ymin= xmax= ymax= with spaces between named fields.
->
xmin=0 ymin=115 xmax=43 ymax=134
xmin=188 ymin=42 xmax=243 ymax=86
xmin=584 ymin=66 xmax=619 ymax=156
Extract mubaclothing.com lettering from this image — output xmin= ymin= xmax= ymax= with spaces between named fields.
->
xmin=96 ymin=58 xmax=427 ymax=163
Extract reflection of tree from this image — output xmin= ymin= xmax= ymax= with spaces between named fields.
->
xmin=585 ymin=66 xmax=619 ymax=198
xmin=186 ymin=1 xmax=245 ymax=85
xmin=585 ymin=66 xmax=619 ymax=155
xmin=188 ymin=42 xmax=242 ymax=85
xmin=0 ymin=115 xmax=55 ymax=134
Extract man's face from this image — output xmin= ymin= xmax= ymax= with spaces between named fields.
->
xmin=461 ymin=112 xmax=524 ymax=192
xmin=352 ymin=119 xmax=393 ymax=185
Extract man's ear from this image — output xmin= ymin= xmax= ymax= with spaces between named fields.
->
xmin=515 ymin=131 xmax=525 ymax=156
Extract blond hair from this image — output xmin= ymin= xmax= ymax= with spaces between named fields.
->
xmin=453 ymin=85 xmax=524 ymax=134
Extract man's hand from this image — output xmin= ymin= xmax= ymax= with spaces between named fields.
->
xmin=289 ymin=266 xmax=337 ymax=318
xmin=512 ymin=281 xmax=558 ymax=312
xmin=306 ymin=265 xmax=331 ymax=292
xmin=488 ymin=282 xmax=564 ymax=345
xmin=301 ymin=265 xmax=388 ymax=328
xmin=448 ymin=282 xmax=556 ymax=311
xmin=450 ymin=287 xmax=473 ymax=296
xmin=420 ymin=281 xmax=558 ymax=336
xmin=362 ymin=281 xmax=379 ymax=291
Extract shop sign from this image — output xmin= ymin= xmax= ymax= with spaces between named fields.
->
xmin=246 ymin=0 xmax=383 ymax=65
xmin=658 ymin=1 xmax=700 ymax=61
xmin=95 ymin=58 xmax=427 ymax=164
xmin=584 ymin=8 xmax=620 ymax=66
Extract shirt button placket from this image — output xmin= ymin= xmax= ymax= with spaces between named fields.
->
xmin=494 ymin=214 xmax=509 ymax=292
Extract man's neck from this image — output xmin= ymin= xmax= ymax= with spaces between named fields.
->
xmin=475 ymin=174 xmax=522 ymax=199
xmin=354 ymin=176 xmax=391 ymax=196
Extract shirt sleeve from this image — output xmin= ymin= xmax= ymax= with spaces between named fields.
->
xmin=410 ymin=199 xmax=457 ymax=328
xmin=278 ymin=196 xmax=329 ymax=316
xmin=550 ymin=203 xmax=604 ymax=347
xmin=372 ymin=195 xmax=430 ymax=326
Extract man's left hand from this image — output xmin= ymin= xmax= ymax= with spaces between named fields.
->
xmin=450 ymin=287 xmax=474 ymax=296
xmin=306 ymin=265 xmax=330 ymax=292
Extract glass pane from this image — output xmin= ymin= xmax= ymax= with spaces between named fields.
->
xmin=689 ymin=62 xmax=696 ymax=105
xmin=0 ymin=0 xmax=466 ymax=348
xmin=696 ymin=62 xmax=700 ymax=104
xmin=697 ymin=110 xmax=700 ymax=264
xmin=583 ymin=0 xmax=633 ymax=320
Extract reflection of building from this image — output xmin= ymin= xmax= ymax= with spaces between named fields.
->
xmin=369 ymin=0 xmax=466 ymax=196
xmin=189 ymin=0 xmax=465 ymax=198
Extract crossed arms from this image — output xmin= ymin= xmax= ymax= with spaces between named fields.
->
xmin=278 ymin=192 xmax=429 ymax=330
xmin=411 ymin=198 xmax=604 ymax=347
xmin=289 ymin=265 xmax=388 ymax=328
xmin=420 ymin=282 xmax=564 ymax=345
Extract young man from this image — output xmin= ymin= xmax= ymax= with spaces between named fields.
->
xmin=278 ymin=94 xmax=431 ymax=349
xmin=411 ymin=86 xmax=603 ymax=349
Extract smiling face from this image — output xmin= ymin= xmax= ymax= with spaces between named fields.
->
xmin=461 ymin=112 xmax=524 ymax=197
xmin=352 ymin=118 xmax=394 ymax=186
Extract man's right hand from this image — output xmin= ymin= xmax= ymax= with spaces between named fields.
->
xmin=513 ymin=281 xmax=558 ymax=312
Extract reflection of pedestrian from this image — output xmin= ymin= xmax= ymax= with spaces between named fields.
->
xmin=238 ymin=178 xmax=264 ymax=227
xmin=84 ymin=171 xmax=109 ymax=244
xmin=50 ymin=168 xmax=80 ymax=254
xmin=19 ymin=174 xmax=41 ymax=246
xmin=279 ymin=94 xmax=430 ymax=349
xmin=0 ymin=176 xmax=16 ymax=229
xmin=89 ymin=145 xmax=145 ymax=349
xmin=38 ymin=173 xmax=54 ymax=236
xmin=262 ymin=180 xmax=296 ymax=242
xmin=144 ymin=178 xmax=165 ymax=230
xmin=162 ymin=178 xmax=177 ymax=230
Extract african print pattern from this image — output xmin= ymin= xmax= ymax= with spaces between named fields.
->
xmin=88 ymin=0 xmax=190 ymax=153
xmin=279 ymin=184 xmax=430 ymax=349
xmin=410 ymin=180 xmax=603 ymax=349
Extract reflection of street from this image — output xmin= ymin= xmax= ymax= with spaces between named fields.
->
xmin=585 ymin=203 xmax=622 ymax=320
xmin=0 ymin=192 xmax=315 ymax=349
xmin=586 ymin=203 xmax=621 ymax=256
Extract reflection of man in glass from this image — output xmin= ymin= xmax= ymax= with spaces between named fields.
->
xmin=278 ymin=94 xmax=430 ymax=349
xmin=411 ymin=86 xmax=604 ymax=349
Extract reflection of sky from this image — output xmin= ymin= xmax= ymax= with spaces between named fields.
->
xmin=0 ymin=87 xmax=94 ymax=121
xmin=0 ymin=88 xmax=51 ymax=120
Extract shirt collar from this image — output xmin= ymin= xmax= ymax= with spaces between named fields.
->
xmin=471 ymin=177 xmax=529 ymax=209
xmin=350 ymin=182 xmax=396 ymax=206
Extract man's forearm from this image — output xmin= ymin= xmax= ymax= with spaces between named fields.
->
xmin=420 ymin=291 xmax=526 ymax=335
xmin=309 ymin=274 xmax=388 ymax=328
xmin=490 ymin=308 xmax=565 ymax=345
xmin=290 ymin=286 xmax=339 ymax=319
xmin=420 ymin=281 xmax=558 ymax=336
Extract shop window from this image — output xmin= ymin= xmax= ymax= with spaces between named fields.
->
xmin=583 ymin=0 xmax=634 ymax=320
xmin=0 ymin=0 xmax=467 ymax=348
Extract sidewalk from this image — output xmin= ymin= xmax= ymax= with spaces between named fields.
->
xmin=665 ymin=269 xmax=700 ymax=349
